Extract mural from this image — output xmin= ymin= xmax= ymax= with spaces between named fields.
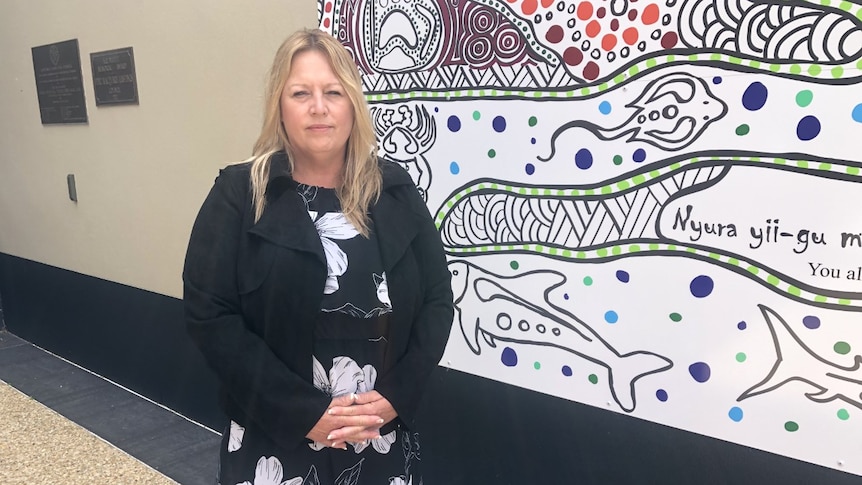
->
xmin=320 ymin=0 xmax=862 ymax=476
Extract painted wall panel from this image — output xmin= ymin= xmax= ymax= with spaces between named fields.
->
xmin=319 ymin=0 xmax=862 ymax=477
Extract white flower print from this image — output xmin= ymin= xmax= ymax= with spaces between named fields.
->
xmin=235 ymin=456 xmax=303 ymax=485
xmin=309 ymin=356 xmax=394 ymax=454
xmin=307 ymin=212 xmax=359 ymax=294
xmin=388 ymin=476 xmax=413 ymax=485
xmin=227 ymin=420 xmax=245 ymax=452
xmin=373 ymin=272 xmax=391 ymax=309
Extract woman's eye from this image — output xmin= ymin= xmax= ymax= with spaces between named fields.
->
xmin=326 ymin=90 xmax=342 ymax=96
xmin=292 ymin=91 xmax=309 ymax=97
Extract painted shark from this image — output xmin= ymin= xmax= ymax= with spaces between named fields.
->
xmin=738 ymin=304 xmax=862 ymax=410
xmin=449 ymin=260 xmax=673 ymax=412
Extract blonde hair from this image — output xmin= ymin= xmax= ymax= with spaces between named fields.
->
xmin=247 ymin=29 xmax=381 ymax=236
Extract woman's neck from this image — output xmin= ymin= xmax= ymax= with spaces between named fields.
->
xmin=291 ymin=158 xmax=344 ymax=188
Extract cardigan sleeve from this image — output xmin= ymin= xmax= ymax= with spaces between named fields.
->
xmin=375 ymin=181 xmax=454 ymax=427
xmin=182 ymin=165 xmax=331 ymax=450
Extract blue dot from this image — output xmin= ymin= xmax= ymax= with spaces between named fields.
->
xmin=632 ymin=148 xmax=646 ymax=163
xmin=501 ymin=347 xmax=518 ymax=367
xmin=690 ymin=275 xmax=714 ymax=298
xmin=712 ymin=76 xmax=723 ymax=84
xmin=492 ymin=115 xmax=507 ymax=133
xmin=656 ymin=389 xmax=668 ymax=402
xmin=525 ymin=163 xmax=535 ymax=175
xmin=615 ymin=270 xmax=630 ymax=283
xmin=449 ymin=162 xmax=460 ymax=174
xmin=802 ymin=315 xmax=820 ymax=329
xmin=562 ymin=365 xmax=573 ymax=376
xmin=853 ymin=104 xmax=862 ymax=123
xmin=737 ymin=321 xmax=747 ymax=330
xmin=599 ymin=101 xmax=612 ymax=114
xmin=563 ymin=293 xmax=570 ymax=300
xmin=447 ymin=115 xmax=462 ymax=132
xmin=729 ymin=406 xmax=743 ymax=422
xmin=689 ymin=362 xmax=711 ymax=382
xmin=742 ymin=82 xmax=768 ymax=111
xmin=434 ymin=107 xmax=439 ymax=112
xmin=530 ymin=137 xmax=537 ymax=144
xmin=796 ymin=115 xmax=821 ymax=141
xmin=575 ymin=149 xmax=593 ymax=169
xmin=604 ymin=311 xmax=618 ymax=324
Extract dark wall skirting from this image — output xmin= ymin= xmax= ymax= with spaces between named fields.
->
xmin=0 ymin=251 xmax=858 ymax=484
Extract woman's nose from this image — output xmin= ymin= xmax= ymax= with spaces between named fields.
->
xmin=311 ymin=93 xmax=326 ymax=115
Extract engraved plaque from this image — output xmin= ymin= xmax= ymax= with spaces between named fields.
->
xmin=31 ymin=39 xmax=88 ymax=124
xmin=90 ymin=47 xmax=139 ymax=106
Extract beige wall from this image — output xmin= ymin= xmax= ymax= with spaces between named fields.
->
xmin=0 ymin=0 xmax=316 ymax=298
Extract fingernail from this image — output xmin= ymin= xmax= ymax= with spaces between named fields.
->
xmin=374 ymin=435 xmax=381 ymax=439
xmin=377 ymin=418 xmax=384 ymax=424
xmin=326 ymin=434 xmax=334 ymax=440
xmin=350 ymin=393 xmax=357 ymax=400
xmin=331 ymin=441 xmax=338 ymax=447
xmin=327 ymin=409 xmax=334 ymax=415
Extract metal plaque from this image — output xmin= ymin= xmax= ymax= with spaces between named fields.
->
xmin=31 ymin=39 xmax=88 ymax=124
xmin=90 ymin=47 xmax=139 ymax=106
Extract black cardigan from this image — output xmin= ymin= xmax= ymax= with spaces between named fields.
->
xmin=182 ymin=152 xmax=454 ymax=450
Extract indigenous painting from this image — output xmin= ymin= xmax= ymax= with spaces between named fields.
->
xmin=319 ymin=0 xmax=862 ymax=476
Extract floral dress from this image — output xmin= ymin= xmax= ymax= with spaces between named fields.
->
xmin=217 ymin=184 xmax=422 ymax=485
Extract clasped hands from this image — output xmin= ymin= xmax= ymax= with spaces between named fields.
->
xmin=306 ymin=390 xmax=397 ymax=450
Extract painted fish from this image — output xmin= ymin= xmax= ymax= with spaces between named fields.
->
xmin=450 ymin=260 xmax=673 ymax=412
xmin=738 ymin=304 xmax=862 ymax=410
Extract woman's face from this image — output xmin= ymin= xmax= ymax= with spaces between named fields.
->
xmin=280 ymin=50 xmax=354 ymax=167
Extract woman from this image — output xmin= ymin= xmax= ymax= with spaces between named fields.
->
xmin=183 ymin=29 xmax=454 ymax=484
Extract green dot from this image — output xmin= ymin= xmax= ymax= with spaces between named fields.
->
xmin=534 ymin=361 xmax=541 ymax=370
xmin=808 ymin=64 xmax=822 ymax=76
xmin=617 ymin=181 xmax=630 ymax=190
xmin=601 ymin=186 xmax=612 ymax=194
xmin=728 ymin=258 xmax=739 ymax=266
xmin=488 ymin=149 xmax=496 ymax=158
xmin=588 ymin=374 xmax=599 ymax=384
xmin=819 ymin=163 xmax=832 ymax=170
xmin=583 ymin=276 xmax=593 ymax=286
xmin=769 ymin=64 xmax=781 ymax=72
xmin=629 ymin=245 xmax=641 ymax=252
xmin=632 ymin=174 xmax=646 ymax=184
xmin=669 ymin=312 xmax=682 ymax=322
xmin=576 ymin=251 xmax=586 ymax=259
xmin=736 ymin=124 xmax=750 ymax=136
xmin=736 ymin=352 xmax=747 ymax=363
xmin=784 ymin=421 xmax=799 ymax=432
xmin=834 ymin=341 xmax=851 ymax=355
xmin=596 ymin=248 xmax=608 ymax=257
xmin=839 ymin=1 xmax=851 ymax=10
xmin=562 ymin=249 xmax=572 ymax=257
xmin=528 ymin=116 xmax=538 ymax=127
xmin=613 ymin=155 xmax=623 ymax=165
xmin=611 ymin=246 xmax=622 ymax=255
xmin=814 ymin=295 xmax=828 ymax=303
xmin=766 ymin=275 xmax=779 ymax=285
xmin=710 ymin=53 xmax=721 ymax=61
xmin=649 ymin=243 xmax=659 ymax=250
xmin=832 ymin=66 xmax=844 ymax=78
xmin=646 ymin=58 xmax=657 ymax=67
xmin=789 ymin=64 xmax=802 ymax=74
xmin=848 ymin=166 xmax=860 ymax=175
xmin=787 ymin=286 xmax=801 ymax=296
xmin=838 ymin=409 xmax=850 ymax=420
xmin=749 ymin=60 xmax=761 ymax=68
xmin=746 ymin=266 xmax=759 ymax=275
xmin=510 ymin=261 xmax=519 ymax=270
xmin=473 ymin=111 xmax=481 ymax=120
xmin=796 ymin=90 xmax=813 ymax=107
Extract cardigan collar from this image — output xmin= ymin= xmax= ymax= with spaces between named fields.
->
xmin=248 ymin=151 xmax=423 ymax=270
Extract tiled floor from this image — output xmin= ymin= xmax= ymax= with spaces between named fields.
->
xmin=0 ymin=331 xmax=221 ymax=484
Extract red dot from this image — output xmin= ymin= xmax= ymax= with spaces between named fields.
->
xmin=323 ymin=18 xmax=330 ymax=28
xmin=628 ymin=9 xmax=638 ymax=21
xmin=597 ymin=7 xmax=606 ymax=18
xmin=522 ymin=0 xmax=538 ymax=15
xmin=325 ymin=2 xmax=332 ymax=13
xmin=541 ymin=0 xmax=554 ymax=7
xmin=623 ymin=27 xmax=639 ymax=45
xmin=642 ymin=4 xmax=660 ymax=25
xmin=583 ymin=61 xmax=600 ymax=81
xmin=661 ymin=31 xmax=679 ymax=49
xmin=563 ymin=47 xmax=584 ymax=66
xmin=602 ymin=34 xmax=618 ymax=51
xmin=611 ymin=19 xmax=620 ymax=31
xmin=546 ymin=25 xmax=565 ymax=43
xmin=577 ymin=2 xmax=594 ymax=20
xmin=586 ymin=20 xmax=601 ymax=38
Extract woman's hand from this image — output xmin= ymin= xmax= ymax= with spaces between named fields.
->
xmin=325 ymin=391 xmax=398 ymax=444
xmin=305 ymin=393 xmax=384 ymax=449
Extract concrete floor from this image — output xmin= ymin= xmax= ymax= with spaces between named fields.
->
xmin=0 ymin=331 xmax=221 ymax=484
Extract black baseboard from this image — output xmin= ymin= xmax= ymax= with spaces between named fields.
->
xmin=0 ymin=252 xmax=225 ymax=430
xmin=1 ymin=252 xmax=858 ymax=484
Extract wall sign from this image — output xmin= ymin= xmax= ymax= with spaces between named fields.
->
xmin=31 ymin=39 xmax=88 ymax=124
xmin=90 ymin=47 xmax=139 ymax=106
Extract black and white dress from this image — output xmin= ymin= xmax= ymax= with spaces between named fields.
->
xmin=217 ymin=184 xmax=422 ymax=485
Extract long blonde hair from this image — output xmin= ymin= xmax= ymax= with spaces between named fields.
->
xmin=247 ymin=29 xmax=381 ymax=236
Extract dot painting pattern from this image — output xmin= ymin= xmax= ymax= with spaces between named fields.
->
xmin=689 ymin=362 xmax=711 ymax=383
xmin=690 ymin=275 xmax=714 ymax=298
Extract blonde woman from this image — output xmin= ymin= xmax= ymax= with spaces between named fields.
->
xmin=183 ymin=29 xmax=453 ymax=484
